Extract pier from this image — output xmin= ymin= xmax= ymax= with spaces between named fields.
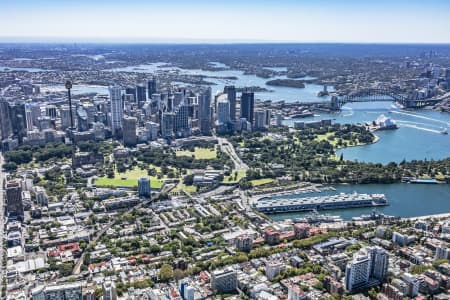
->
xmin=254 ymin=192 xmax=388 ymax=213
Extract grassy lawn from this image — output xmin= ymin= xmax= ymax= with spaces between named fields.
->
xmin=315 ymin=132 xmax=337 ymax=146
xmin=223 ymin=169 xmax=247 ymax=183
xmin=172 ymin=182 xmax=197 ymax=194
xmin=176 ymin=147 xmax=217 ymax=159
xmin=250 ymin=178 xmax=275 ymax=186
xmin=315 ymin=132 xmax=370 ymax=149
xmin=95 ymin=166 xmax=164 ymax=189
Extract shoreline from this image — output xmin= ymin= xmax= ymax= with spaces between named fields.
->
xmin=334 ymin=133 xmax=380 ymax=153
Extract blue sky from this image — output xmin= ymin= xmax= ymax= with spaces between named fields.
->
xmin=1 ymin=0 xmax=450 ymax=43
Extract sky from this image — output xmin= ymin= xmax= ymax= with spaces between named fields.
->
xmin=1 ymin=0 xmax=450 ymax=43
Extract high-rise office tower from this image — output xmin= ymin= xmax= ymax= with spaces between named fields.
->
xmin=60 ymin=105 xmax=73 ymax=130
xmin=161 ymin=112 xmax=175 ymax=139
xmin=174 ymin=103 xmax=190 ymax=137
xmin=151 ymin=93 xmax=161 ymax=114
xmin=6 ymin=180 xmax=24 ymax=221
xmin=125 ymin=86 xmax=137 ymax=100
xmin=217 ymin=99 xmax=231 ymax=124
xmin=9 ymin=103 xmax=27 ymax=142
xmin=109 ymin=86 xmax=123 ymax=138
xmin=0 ymin=98 xmax=12 ymax=141
xmin=136 ymin=83 xmax=147 ymax=108
xmin=148 ymin=78 xmax=158 ymax=98
xmin=254 ymin=109 xmax=268 ymax=130
xmin=198 ymin=87 xmax=212 ymax=135
xmin=240 ymin=91 xmax=254 ymax=124
xmin=46 ymin=104 xmax=57 ymax=120
xmin=76 ymin=106 xmax=89 ymax=132
xmin=122 ymin=116 xmax=137 ymax=147
xmin=224 ymin=86 xmax=236 ymax=121
xmin=173 ymin=91 xmax=184 ymax=108
xmin=25 ymin=104 xmax=34 ymax=131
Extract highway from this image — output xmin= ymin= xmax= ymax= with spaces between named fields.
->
xmin=216 ymin=136 xmax=248 ymax=171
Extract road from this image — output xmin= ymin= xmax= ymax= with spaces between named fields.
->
xmin=0 ymin=153 xmax=6 ymax=298
xmin=72 ymin=201 xmax=145 ymax=275
xmin=216 ymin=136 xmax=248 ymax=171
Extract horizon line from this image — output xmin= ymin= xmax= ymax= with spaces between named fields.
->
xmin=0 ymin=37 xmax=450 ymax=46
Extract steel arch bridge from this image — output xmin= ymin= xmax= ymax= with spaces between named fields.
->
xmin=331 ymin=89 xmax=439 ymax=110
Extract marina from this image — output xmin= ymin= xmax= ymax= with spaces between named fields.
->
xmin=254 ymin=192 xmax=388 ymax=213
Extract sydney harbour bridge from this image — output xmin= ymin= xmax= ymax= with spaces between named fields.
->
xmin=295 ymin=88 xmax=442 ymax=110
xmin=330 ymin=89 xmax=441 ymax=110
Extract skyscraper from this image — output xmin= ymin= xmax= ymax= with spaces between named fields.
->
xmin=217 ymin=99 xmax=231 ymax=124
xmin=136 ymin=83 xmax=147 ymax=108
xmin=198 ymin=87 xmax=212 ymax=135
xmin=254 ymin=109 xmax=268 ymax=130
xmin=60 ymin=105 xmax=73 ymax=130
xmin=125 ymin=86 xmax=136 ymax=101
xmin=224 ymin=86 xmax=236 ymax=121
xmin=6 ymin=180 xmax=24 ymax=221
xmin=173 ymin=91 xmax=184 ymax=108
xmin=161 ymin=112 xmax=175 ymax=139
xmin=174 ymin=103 xmax=190 ymax=137
xmin=240 ymin=91 xmax=254 ymax=124
xmin=122 ymin=116 xmax=137 ymax=147
xmin=148 ymin=78 xmax=158 ymax=98
xmin=0 ymin=98 xmax=12 ymax=140
xmin=25 ymin=105 xmax=34 ymax=131
xmin=109 ymin=86 xmax=123 ymax=138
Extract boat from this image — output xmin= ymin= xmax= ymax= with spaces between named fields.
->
xmin=402 ymin=177 xmax=439 ymax=184
xmin=441 ymin=128 xmax=448 ymax=135
xmin=352 ymin=209 xmax=398 ymax=222
xmin=410 ymin=178 xmax=439 ymax=184
xmin=294 ymin=210 xmax=343 ymax=223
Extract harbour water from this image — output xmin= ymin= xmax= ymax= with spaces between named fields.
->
xmin=40 ymin=84 xmax=109 ymax=95
xmin=278 ymin=102 xmax=450 ymax=220
xmin=108 ymin=62 xmax=332 ymax=102
xmin=269 ymin=183 xmax=450 ymax=221
xmin=283 ymin=102 xmax=450 ymax=163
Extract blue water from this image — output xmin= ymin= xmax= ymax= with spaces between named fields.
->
xmin=283 ymin=102 xmax=450 ymax=163
xmin=41 ymin=84 xmax=109 ymax=95
xmin=108 ymin=62 xmax=332 ymax=103
xmin=269 ymin=184 xmax=450 ymax=221
xmin=0 ymin=66 xmax=49 ymax=72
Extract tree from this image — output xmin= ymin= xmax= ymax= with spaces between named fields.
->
xmin=159 ymin=264 xmax=174 ymax=282
xmin=58 ymin=262 xmax=74 ymax=277
xmin=3 ymin=162 xmax=17 ymax=172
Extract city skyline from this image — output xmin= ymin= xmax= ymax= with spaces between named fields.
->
xmin=1 ymin=0 xmax=450 ymax=43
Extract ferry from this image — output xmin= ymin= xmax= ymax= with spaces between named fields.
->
xmin=402 ymin=177 xmax=439 ymax=184
xmin=254 ymin=192 xmax=388 ymax=213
